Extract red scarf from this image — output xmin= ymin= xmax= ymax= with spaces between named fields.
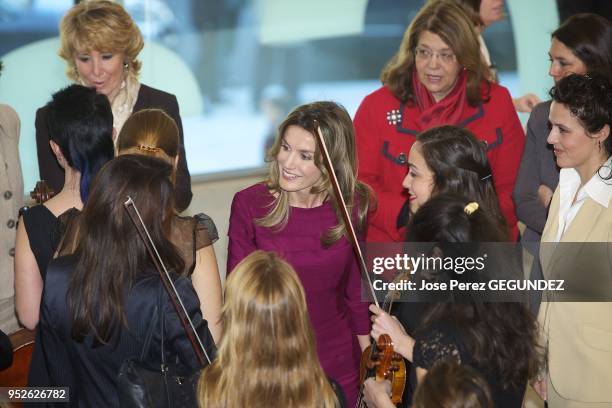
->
xmin=411 ymin=69 xmax=468 ymax=130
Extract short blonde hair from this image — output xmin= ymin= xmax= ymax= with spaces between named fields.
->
xmin=59 ymin=0 xmax=144 ymax=81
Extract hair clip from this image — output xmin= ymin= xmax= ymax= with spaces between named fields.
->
xmin=480 ymin=174 xmax=492 ymax=182
xmin=136 ymin=144 xmax=161 ymax=153
xmin=464 ymin=202 xmax=479 ymax=215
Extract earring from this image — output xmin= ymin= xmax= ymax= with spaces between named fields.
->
xmin=123 ymin=62 xmax=129 ymax=72
xmin=73 ymin=65 xmax=81 ymax=83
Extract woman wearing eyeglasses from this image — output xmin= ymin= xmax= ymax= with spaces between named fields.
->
xmin=354 ymin=0 xmax=524 ymax=242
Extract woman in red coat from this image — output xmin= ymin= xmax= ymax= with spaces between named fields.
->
xmin=355 ymin=1 xmax=524 ymax=242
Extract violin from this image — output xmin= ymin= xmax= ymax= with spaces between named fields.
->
xmin=358 ymin=278 xmax=407 ymax=406
xmin=359 ymin=334 xmax=406 ymax=405
xmin=312 ymin=128 xmax=406 ymax=406
xmin=0 ymin=328 xmax=35 ymax=387
xmin=29 ymin=180 xmax=55 ymax=203
xmin=0 ymin=181 xmax=55 ymax=389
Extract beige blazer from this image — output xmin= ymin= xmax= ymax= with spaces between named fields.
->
xmin=0 ymin=104 xmax=23 ymax=301
xmin=539 ymin=186 xmax=612 ymax=403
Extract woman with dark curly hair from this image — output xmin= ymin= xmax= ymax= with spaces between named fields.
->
xmin=534 ymin=73 xmax=612 ymax=407
xmin=513 ymin=14 xmax=612 ymax=266
xmin=365 ymin=194 xmax=540 ymax=408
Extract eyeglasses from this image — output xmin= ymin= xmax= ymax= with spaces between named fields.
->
xmin=414 ymin=47 xmax=456 ymax=64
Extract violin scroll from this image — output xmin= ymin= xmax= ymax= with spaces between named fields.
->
xmin=30 ymin=180 xmax=55 ymax=204
xmin=359 ymin=334 xmax=407 ymax=405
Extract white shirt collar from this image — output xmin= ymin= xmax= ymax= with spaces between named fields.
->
xmin=559 ymin=157 xmax=612 ymax=208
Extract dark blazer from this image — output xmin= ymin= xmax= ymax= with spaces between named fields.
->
xmin=35 ymin=84 xmax=193 ymax=211
xmin=39 ymin=254 xmax=215 ymax=407
xmin=512 ymin=101 xmax=559 ymax=242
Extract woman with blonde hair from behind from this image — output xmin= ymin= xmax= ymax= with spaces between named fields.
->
xmin=116 ymin=108 xmax=222 ymax=342
xmin=198 ymin=250 xmax=346 ymax=408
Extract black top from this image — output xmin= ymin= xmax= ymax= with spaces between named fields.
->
xmin=413 ymin=321 xmax=525 ymax=408
xmin=35 ymin=84 xmax=193 ymax=212
xmin=0 ymin=329 xmax=12 ymax=370
xmin=22 ymin=205 xmax=65 ymax=388
xmin=39 ymin=254 xmax=216 ymax=407
xmin=58 ymin=210 xmax=219 ymax=277
xmin=21 ymin=205 xmax=61 ymax=280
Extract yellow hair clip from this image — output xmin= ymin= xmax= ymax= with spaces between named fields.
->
xmin=136 ymin=144 xmax=161 ymax=153
xmin=464 ymin=202 xmax=479 ymax=215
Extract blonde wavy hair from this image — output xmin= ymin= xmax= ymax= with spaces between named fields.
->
xmin=198 ymin=250 xmax=339 ymax=408
xmin=258 ymin=101 xmax=372 ymax=246
xmin=381 ymin=0 xmax=492 ymax=105
xmin=59 ymin=0 xmax=144 ymax=81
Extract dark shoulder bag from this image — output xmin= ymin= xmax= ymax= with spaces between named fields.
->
xmin=117 ymin=285 xmax=201 ymax=408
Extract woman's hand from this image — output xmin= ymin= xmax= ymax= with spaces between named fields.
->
xmin=369 ymin=304 xmax=415 ymax=361
xmin=513 ymin=93 xmax=541 ymax=113
xmin=537 ymin=184 xmax=554 ymax=208
xmin=363 ymin=378 xmax=395 ymax=408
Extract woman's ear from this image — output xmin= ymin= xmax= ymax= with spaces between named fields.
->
xmin=174 ymin=155 xmax=179 ymax=171
xmin=598 ymin=124 xmax=610 ymax=144
xmin=49 ymin=140 xmax=67 ymax=168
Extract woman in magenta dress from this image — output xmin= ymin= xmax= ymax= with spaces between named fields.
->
xmin=227 ymin=101 xmax=372 ymax=406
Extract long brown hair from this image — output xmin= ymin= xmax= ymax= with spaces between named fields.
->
xmin=198 ymin=251 xmax=339 ymax=408
xmin=381 ymin=0 xmax=491 ymax=105
xmin=258 ymin=101 xmax=372 ymax=246
xmin=63 ymin=155 xmax=184 ymax=344
xmin=409 ymin=195 xmax=541 ymax=391
xmin=415 ymin=125 xmax=507 ymax=236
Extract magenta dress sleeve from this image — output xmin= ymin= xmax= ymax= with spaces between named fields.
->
xmin=227 ymin=190 xmax=257 ymax=275
xmin=344 ymin=254 xmax=370 ymax=335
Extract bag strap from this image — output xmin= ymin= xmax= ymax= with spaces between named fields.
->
xmin=124 ymin=197 xmax=210 ymax=366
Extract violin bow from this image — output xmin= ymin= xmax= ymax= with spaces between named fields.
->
xmin=314 ymin=127 xmax=379 ymax=308
xmin=124 ymin=196 xmax=211 ymax=366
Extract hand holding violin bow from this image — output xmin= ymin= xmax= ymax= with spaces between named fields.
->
xmin=313 ymin=127 xmax=406 ymax=407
